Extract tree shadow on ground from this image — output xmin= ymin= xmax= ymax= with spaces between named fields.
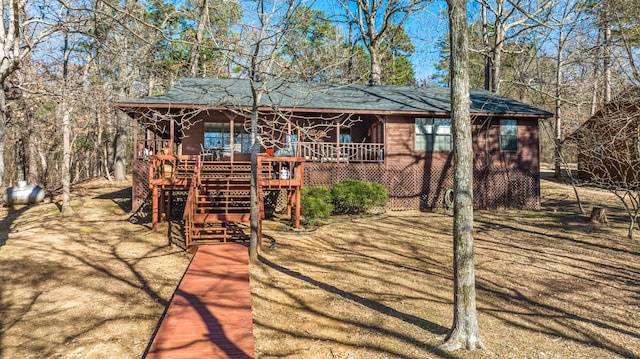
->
xmin=0 ymin=205 xmax=32 ymax=248
xmin=94 ymin=187 xmax=132 ymax=212
xmin=258 ymin=255 xmax=454 ymax=358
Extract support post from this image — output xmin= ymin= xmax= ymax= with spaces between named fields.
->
xmin=294 ymin=186 xmax=301 ymax=229
xmin=169 ymin=119 xmax=175 ymax=154
xmin=160 ymin=189 xmax=166 ymax=221
xmin=286 ymin=190 xmax=293 ymax=217
xmin=152 ymin=185 xmax=159 ymax=230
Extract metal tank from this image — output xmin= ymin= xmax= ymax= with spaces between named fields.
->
xmin=3 ymin=180 xmax=45 ymax=205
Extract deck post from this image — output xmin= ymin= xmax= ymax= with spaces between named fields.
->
xmin=169 ymin=119 xmax=174 ymax=154
xmin=160 ymin=189 xmax=166 ymax=221
xmin=294 ymin=187 xmax=301 ymax=229
xmin=286 ymin=190 xmax=293 ymax=217
xmin=152 ymin=185 xmax=159 ymax=230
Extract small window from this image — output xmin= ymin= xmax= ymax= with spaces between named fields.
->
xmin=416 ymin=118 xmax=452 ymax=151
xmin=339 ymin=128 xmax=351 ymax=143
xmin=500 ymin=120 xmax=518 ymax=152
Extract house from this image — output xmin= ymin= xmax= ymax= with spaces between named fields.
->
xmin=569 ymin=93 xmax=640 ymax=184
xmin=117 ymin=78 xmax=551 ymax=246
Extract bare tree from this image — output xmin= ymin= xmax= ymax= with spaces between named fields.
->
xmin=225 ymin=0 xmax=302 ymax=261
xmin=0 ymin=0 xmax=57 ymax=186
xmin=477 ymin=0 xmax=554 ymax=94
xmin=439 ymin=0 xmax=484 ymax=351
xmin=338 ymin=0 xmax=424 ymax=85
xmin=546 ymin=0 xmax=588 ymax=178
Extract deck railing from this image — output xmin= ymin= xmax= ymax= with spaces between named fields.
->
xmin=148 ymin=155 xmax=199 ymax=185
xmin=296 ymin=142 xmax=384 ymax=163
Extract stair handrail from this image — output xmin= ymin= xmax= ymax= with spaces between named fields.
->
xmin=183 ymin=157 xmax=201 ymax=248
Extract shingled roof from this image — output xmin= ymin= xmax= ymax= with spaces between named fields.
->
xmin=118 ymin=77 xmax=552 ymax=117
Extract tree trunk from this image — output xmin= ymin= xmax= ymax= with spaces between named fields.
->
xmin=16 ymin=139 xmax=25 ymax=181
xmin=554 ymin=42 xmax=563 ymax=179
xmin=369 ymin=48 xmax=382 ymax=85
xmin=602 ymin=2 xmax=611 ymax=104
xmin=113 ymin=112 xmax=128 ymax=182
xmin=491 ymin=22 xmax=504 ymax=94
xmin=590 ymin=207 xmax=608 ymax=224
xmin=190 ymin=0 xmax=210 ymax=77
xmin=0 ymin=86 xmax=6 ymax=186
xmin=27 ymin=113 xmax=40 ymax=184
xmin=440 ymin=0 xmax=484 ymax=351
xmin=482 ymin=3 xmax=490 ymax=91
xmin=61 ymin=103 xmax=74 ymax=216
xmin=249 ymin=89 xmax=262 ymax=262
xmin=100 ymin=113 xmax=112 ymax=181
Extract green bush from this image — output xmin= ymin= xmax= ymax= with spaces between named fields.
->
xmin=331 ymin=180 xmax=388 ymax=215
xmin=300 ymin=186 xmax=333 ymax=225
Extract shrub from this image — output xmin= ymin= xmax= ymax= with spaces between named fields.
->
xmin=300 ymin=186 xmax=333 ymax=225
xmin=331 ymin=180 xmax=388 ymax=215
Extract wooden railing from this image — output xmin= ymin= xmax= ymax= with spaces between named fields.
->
xmin=182 ymin=159 xmax=201 ymax=248
xmin=148 ymin=155 xmax=199 ymax=185
xmin=296 ymin=142 xmax=384 ymax=163
xmin=135 ymin=139 xmax=172 ymax=160
xmin=257 ymin=155 xmax=306 ymax=188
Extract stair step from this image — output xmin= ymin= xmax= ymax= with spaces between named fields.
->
xmin=192 ymin=226 xmax=227 ymax=232
xmin=191 ymin=213 xmax=251 ymax=222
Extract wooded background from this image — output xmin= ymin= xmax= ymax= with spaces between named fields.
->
xmin=1 ymin=0 xmax=638 ymax=193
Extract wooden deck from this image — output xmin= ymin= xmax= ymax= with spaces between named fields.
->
xmin=145 ymin=243 xmax=255 ymax=358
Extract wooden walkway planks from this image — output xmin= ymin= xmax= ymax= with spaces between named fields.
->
xmin=145 ymin=243 xmax=255 ymax=359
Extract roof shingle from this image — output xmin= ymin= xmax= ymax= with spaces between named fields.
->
xmin=118 ymin=77 xmax=552 ymax=117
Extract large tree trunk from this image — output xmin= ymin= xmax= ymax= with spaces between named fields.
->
xmin=491 ymin=23 xmax=504 ymax=93
xmin=0 ymin=86 xmax=6 ymax=186
xmin=554 ymin=41 xmax=563 ymax=179
xmin=61 ymin=103 xmax=73 ymax=216
xmin=369 ymin=48 xmax=382 ymax=85
xmin=440 ymin=0 xmax=484 ymax=351
xmin=249 ymin=87 xmax=262 ymax=262
xmin=27 ymin=113 xmax=40 ymax=184
xmin=113 ymin=112 xmax=128 ymax=182
xmin=482 ymin=3 xmax=490 ymax=91
xmin=190 ymin=0 xmax=210 ymax=77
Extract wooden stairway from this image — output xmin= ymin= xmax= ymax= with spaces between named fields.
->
xmin=184 ymin=162 xmax=269 ymax=246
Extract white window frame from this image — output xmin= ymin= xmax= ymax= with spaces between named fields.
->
xmin=500 ymin=119 xmax=518 ymax=152
xmin=415 ymin=118 xmax=452 ymax=152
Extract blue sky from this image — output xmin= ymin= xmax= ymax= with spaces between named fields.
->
xmin=310 ymin=0 xmax=451 ymax=84
xmin=406 ymin=1 xmax=450 ymax=82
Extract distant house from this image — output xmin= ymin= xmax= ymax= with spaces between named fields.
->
xmin=117 ymin=78 xmax=551 ymax=245
xmin=570 ymin=94 xmax=640 ymax=183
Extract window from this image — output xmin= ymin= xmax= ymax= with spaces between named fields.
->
xmin=204 ymin=123 xmax=251 ymax=153
xmin=339 ymin=128 xmax=352 ymax=143
xmin=416 ymin=118 xmax=451 ymax=151
xmin=500 ymin=120 xmax=518 ymax=152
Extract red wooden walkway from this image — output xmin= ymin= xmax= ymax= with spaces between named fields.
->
xmin=145 ymin=243 xmax=255 ymax=359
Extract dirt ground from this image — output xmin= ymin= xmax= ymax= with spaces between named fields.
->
xmin=0 ymin=180 xmax=192 ymax=358
xmin=1 ymin=176 xmax=639 ymax=358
